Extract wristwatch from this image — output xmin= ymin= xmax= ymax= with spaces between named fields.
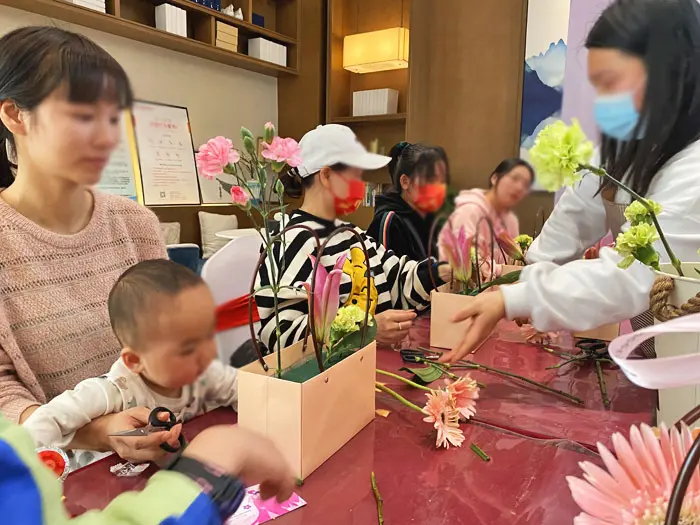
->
xmin=166 ymin=453 xmax=246 ymax=519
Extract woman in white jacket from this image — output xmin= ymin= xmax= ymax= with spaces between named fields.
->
xmin=444 ymin=0 xmax=700 ymax=362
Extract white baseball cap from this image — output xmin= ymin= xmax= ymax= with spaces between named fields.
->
xmin=296 ymin=124 xmax=391 ymax=177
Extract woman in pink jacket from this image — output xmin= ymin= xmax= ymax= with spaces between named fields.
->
xmin=438 ymin=158 xmax=534 ymax=278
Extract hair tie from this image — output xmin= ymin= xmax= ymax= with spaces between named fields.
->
xmin=396 ymin=141 xmax=410 ymax=155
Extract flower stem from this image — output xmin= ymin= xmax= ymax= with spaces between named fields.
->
xmin=595 ymin=360 xmax=610 ymax=408
xmin=545 ymin=355 xmax=588 ymax=370
xmin=375 ymin=383 xmax=427 ymax=414
xmin=376 ymin=369 xmax=434 ymax=393
xmin=470 ymin=443 xmax=490 ymax=462
xmin=580 ymin=163 xmax=683 ymax=276
xmin=428 ymin=360 xmax=584 ymax=405
xmin=371 ymin=472 xmax=384 ymax=525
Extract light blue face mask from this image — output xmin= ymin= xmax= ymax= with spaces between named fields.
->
xmin=593 ymin=91 xmax=642 ymax=141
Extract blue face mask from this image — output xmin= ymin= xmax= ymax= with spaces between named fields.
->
xmin=594 ymin=91 xmax=642 ymax=141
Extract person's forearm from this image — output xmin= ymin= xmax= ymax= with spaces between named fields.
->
xmin=18 ymin=404 xmax=40 ymax=424
xmin=73 ymin=471 xmax=217 ymax=525
xmin=67 ymin=414 xmax=112 ymax=452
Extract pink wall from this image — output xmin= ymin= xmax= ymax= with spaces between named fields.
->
xmin=560 ymin=0 xmax=612 ymax=139
xmin=556 ymin=0 xmax=612 ymax=203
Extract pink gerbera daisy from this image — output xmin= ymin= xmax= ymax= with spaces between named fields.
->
xmin=445 ymin=376 xmax=479 ymax=420
xmin=423 ymin=390 xmax=465 ymax=449
xmin=567 ymin=423 xmax=700 ymax=525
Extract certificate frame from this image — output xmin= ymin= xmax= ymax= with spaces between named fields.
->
xmin=96 ymin=109 xmax=143 ymax=203
xmin=131 ymin=100 xmax=202 ymax=206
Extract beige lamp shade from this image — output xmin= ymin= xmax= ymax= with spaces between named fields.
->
xmin=343 ymin=27 xmax=410 ymax=74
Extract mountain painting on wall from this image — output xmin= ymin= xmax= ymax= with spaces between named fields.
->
xmin=520 ymin=1 xmax=571 ymax=190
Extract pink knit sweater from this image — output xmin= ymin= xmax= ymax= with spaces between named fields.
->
xmin=0 ymin=191 xmax=167 ymax=422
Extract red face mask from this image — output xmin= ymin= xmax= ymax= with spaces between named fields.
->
xmin=332 ymin=175 xmax=365 ymax=215
xmin=413 ymin=183 xmax=446 ymax=213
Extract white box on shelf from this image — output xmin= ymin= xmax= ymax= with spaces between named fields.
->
xmin=178 ymin=7 xmax=187 ymax=38
xmin=352 ymin=89 xmax=399 ymax=117
xmin=70 ymin=0 xmax=106 ymax=12
xmin=249 ymin=38 xmax=286 ymax=67
xmin=274 ymin=42 xmax=287 ymax=67
xmin=156 ymin=4 xmax=186 ymax=37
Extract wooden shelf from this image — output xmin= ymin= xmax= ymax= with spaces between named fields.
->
xmin=1 ymin=0 xmax=298 ymax=78
xmin=330 ymin=113 xmax=407 ymax=125
xmin=163 ymin=0 xmax=297 ymax=44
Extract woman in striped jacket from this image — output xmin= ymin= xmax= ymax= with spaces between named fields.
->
xmin=255 ymin=124 xmax=451 ymax=353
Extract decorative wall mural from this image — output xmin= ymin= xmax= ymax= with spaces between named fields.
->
xmin=520 ymin=0 xmax=571 ymax=190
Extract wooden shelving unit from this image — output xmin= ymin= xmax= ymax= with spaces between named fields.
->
xmin=326 ymin=0 xmax=411 ymax=228
xmin=1 ymin=0 xmax=300 ymax=77
xmin=330 ymin=113 xmax=407 ymax=125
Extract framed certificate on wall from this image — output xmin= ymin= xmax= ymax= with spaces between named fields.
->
xmin=131 ymin=101 xmax=201 ymax=206
xmin=96 ymin=110 xmax=142 ymax=202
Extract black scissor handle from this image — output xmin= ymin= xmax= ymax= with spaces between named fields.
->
xmin=149 ymin=406 xmax=177 ymax=429
xmin=576 ymin=338 xmax=608 ymax=355
xmin=149 ymin=407 xmax=186 ymax=453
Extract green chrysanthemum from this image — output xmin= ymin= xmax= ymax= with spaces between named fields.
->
xmin=529 ymin=119 xmax=595 ymax=192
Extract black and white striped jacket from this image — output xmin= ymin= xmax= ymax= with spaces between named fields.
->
xmin=255 ymin=210 xmax=442 ymax=353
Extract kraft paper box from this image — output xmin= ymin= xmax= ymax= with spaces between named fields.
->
xmin=238 ymin=337 xmax=376 ymax=479
xmin=430 ymin=287 xmax=488 ymax=351
xmin=429 ymin=266 xmax=522 ymax=350
xmin=573 ymin=323 xmax=621 ymax=342
xmin=216 ymin=21 xmax=239 ymax=38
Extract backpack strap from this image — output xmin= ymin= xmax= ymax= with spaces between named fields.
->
xmin=380 ymin=211 xmax=428 ymax=259
xmin=380 ymin=211 xmax=396 ymax=249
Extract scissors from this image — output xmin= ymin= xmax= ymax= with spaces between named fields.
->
xmin=575 ymin=338 xmax=609 ymax=358
xmin=109 ymin=406 xmax=186 ymax=453
xmin=400 ymin=348 xmax=441 ymax=363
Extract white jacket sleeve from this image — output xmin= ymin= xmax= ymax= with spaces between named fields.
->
xmin=503 ymin=141 xmax=700 ymax=332
xmin=202 ymin=360 xmax=238 ymax=412
xmin=22 ymin=378 xmax=123 ymax=448
xmin=526 ymin=173 xmax=608 ymax=265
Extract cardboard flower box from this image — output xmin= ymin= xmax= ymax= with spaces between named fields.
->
xmin=237 ymin=337 xmax=376 ymax=479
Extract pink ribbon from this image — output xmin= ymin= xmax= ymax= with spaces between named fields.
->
xmin=608 ymin=313 xmax=700 ymax=389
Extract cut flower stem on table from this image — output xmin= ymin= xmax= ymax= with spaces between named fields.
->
xmin=415 ymin=348 xmax=584 ymax=405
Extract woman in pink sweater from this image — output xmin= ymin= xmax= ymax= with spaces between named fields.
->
xmin=0 ymin=27 xmax=177 ymax=461
xmin=438 ymin=158 xmax=534 ymax=279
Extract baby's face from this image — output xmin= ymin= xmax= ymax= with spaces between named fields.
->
xmin=138 ymin=284 xmax=218 ymax=393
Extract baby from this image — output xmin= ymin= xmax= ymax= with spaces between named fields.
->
xmin=24 ymin=259 xmax=238 ymax=467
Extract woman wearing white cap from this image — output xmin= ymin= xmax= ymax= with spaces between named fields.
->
xmin=255 ymin=124 xmax=451 ymax=352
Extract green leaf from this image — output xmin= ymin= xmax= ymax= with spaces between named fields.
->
xmin=216 ymin=179 xmax=233 ymax=194
xmin=618 ymin=255 xmax=635 ymax=269
xmin=331 ymin=321 xmax=377 ymax=357
xmin=470 ymin=270 xmax=521 ymax=295
xmin=399 ymin=365 xmax=444 ymax=385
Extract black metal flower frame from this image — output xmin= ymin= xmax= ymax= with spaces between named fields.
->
xmin=426 ymin=213 xmax=509 ymax=292
xmin=247 ymin=224 xmax=372 ymax=375
xmin=665 ymin=407 xmax=700 ymax=524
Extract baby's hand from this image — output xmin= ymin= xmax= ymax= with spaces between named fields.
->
xmin=106 ymin=407 xmax=182 ymax=463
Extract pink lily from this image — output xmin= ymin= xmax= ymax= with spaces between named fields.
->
xmin=442 ymin=226 xmax=473 ymax=284
xmin=496 ymin=232 xmax=525 ymax=263
xmin=302 ymin=253 xmax=348 ymax=347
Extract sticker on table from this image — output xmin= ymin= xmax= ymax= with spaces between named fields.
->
xmin=225 ymin=485 xmax=306 ymax=524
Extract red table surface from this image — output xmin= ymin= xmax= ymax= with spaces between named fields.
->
xmin=398 ymin=317 xmax=656 ymax=449
xmin=63 ymin=316 xmax=655 ymax=524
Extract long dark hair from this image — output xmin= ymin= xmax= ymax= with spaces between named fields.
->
xmin=585 ymin=0 xmax=700 ymax=196
xmin=0 ymin=26 xmax=133 ymax=188
xmin=390 ymin=143 xmax=449 ymax=193
xmin=489 ymin=158 xmax=534 ymax=187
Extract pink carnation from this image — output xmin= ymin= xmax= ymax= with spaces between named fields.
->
xmin=230 ymin=186 xmax=250 ymax=206
xmin=261 ymin=136 xmax=302 ymax=167
xmin=196 ymin=136 xmax=240 ymax=180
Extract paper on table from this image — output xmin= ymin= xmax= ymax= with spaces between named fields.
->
xmin=608 ymin=312 xmax=700 ymax=389
xmin=225 ymin=485 xmax=306 ymax=524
